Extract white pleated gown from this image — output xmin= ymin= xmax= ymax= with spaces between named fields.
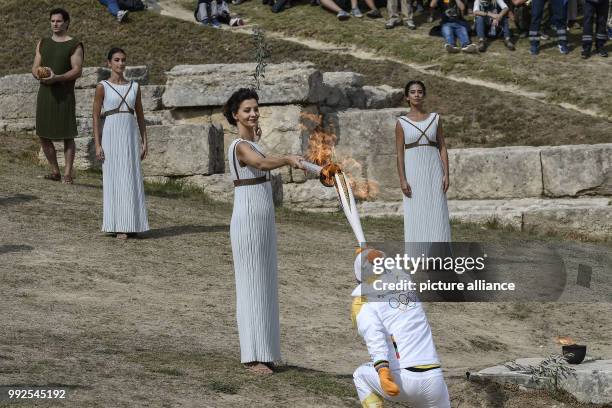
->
xmin=399 ymin=113 xmax=451 ymax=242
xmin=100 ymin=81 xmax=149 ymax=233
xmin=228 ymin=139 xmax=281 ymax=363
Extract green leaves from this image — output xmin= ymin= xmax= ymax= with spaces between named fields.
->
xmin=251 ymin=28 xmax=271 ymax=90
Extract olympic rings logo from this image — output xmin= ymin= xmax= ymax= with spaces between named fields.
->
xmin=388 ymin=292 xmax=418 ymax=311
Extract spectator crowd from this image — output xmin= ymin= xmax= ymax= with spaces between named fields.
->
xmin=97 ymin=0 xmax=611 ymax=58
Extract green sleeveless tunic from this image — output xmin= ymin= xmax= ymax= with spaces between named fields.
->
xmin=36 ymin=37 xmax=83 ymax=140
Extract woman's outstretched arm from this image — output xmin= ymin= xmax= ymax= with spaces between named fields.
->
xmin=236 ymin=142 xmax=304 ymax=171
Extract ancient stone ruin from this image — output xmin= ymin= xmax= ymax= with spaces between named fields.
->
xmin=0 ymin=63 xmax=609 ymax=239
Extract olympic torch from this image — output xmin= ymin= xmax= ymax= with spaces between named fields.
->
xmin=301 ymin=160 xmax=366 ymax=244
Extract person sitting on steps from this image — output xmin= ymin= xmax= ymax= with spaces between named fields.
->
xmin=473 ymin=0 xmax=516 ymax=51
xmin=431 ymin=0 xmax=479 ymax=53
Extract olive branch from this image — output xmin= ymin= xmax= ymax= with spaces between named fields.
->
xmin=504 ymin=354 xmax=576 ymax=394
xmin=251 ymin=28 xmax=271 ymax=90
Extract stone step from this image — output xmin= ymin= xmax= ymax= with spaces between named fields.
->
xmin=138 ymin=176 xmax=610 ymax=239
xmin=353 ymin=198 xmax=611 ymax=240
xmin=469 ymin=358 xmax=612 ymax=405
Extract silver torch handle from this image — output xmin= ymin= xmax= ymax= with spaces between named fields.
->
xmin=301 ymin=161 xmax=323 ymax=176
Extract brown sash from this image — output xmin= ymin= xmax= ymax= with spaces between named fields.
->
xmin=102 ymin=81 xmax=135 ymax=118
xmin=400 ymin=114 xmax=439 ymax=149
xmin=232 ymin=139 xmax=270 ymax=188
xmin=233 ymin=176 xmax=268 ymax=187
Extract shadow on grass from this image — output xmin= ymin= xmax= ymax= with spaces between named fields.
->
xmin=259 ymin=364 xmax=356 ymax=399
xmin=0 ymin=244 xmax=34 ymax=255
xmin=143 ymin=224 xmax=229 ymax=239
xmin=0 ymin=194 xmax=38 ymax=206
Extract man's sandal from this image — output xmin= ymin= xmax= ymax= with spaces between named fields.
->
xmin=44 ymin=173 xmax=61 ymax=181
xmin=116 ymin=233 xmax=128 ymax=240
xmin=62 ymin=175 xmax=74 ymax=184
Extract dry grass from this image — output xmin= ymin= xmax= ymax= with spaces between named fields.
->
xmin=1 ymin=134 xmax=611 ymax=407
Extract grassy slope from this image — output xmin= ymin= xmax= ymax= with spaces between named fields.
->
xmin=0 ymin=0 xmax=610 ymax=148
xmin=200 ymin=0 xmax=612 ymax=118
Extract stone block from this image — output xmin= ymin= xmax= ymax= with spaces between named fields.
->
xmin=362 ymin=85 xmax=404 ymax=109
xmin=0 ymin=119 xmax=36 ymax=133
xmin=541 ymin=144 xmax=612 ymax=197
xmin=182 ymin=173 xmax=234 ymax=203
xmin=75 ymin=88 xmax=96 ymax=117
xmin=140 ymin=85 xmax=165 ymax=111
xmin=523 ymin=204 xmax=612 ymax=240
xmin=162 ymin=62 xmax=323 ymax=108
xmin=142 ymin=124 xmax=224 ymax=177
xmin=328 ymin=108 xmax=406 ymax=201
xmin=282 ymin=179 xmax=340 ymax=212
xmin=471 ymin=358 xmax=612 ymax=405
xmin=37 ymin=137 xmax=98 ymax=171
xmin=97 ymin=66 xmax=149 ymax=85
xmin=316 ymin=73 xmax=403 ymax=110
xmin=448 ymin=146 xmax=543 ymax=199
xmin=75 ymin=67 xmax=102 ymax=89
xmin=0 ymin=73 xmax=38 ymax=95
xmin=0 ymin=92 xmax=37 ymax=120
xmin=316 ymin=72 xmax=364 ymax=108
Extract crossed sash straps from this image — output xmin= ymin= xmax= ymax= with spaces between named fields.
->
xmin=232 ymin=139 xmax=271 ymax=187
xmin=101 ymin=81 xmax=135 ymax=118
xmin=399 ymin=114 xmax=439 ymax=149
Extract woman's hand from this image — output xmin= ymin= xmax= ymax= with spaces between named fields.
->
xmin=286 ymin=155 xmax=304 ymax=170
xmin=442 ymin=173 xmax=449 ymax=193
xmin=141 ymin=141 xmax=148 ymax=160
xmin=401 ymin=180 xmax=412 ymax=198
xmin=95 ymin=145 xmax=105 ymax=162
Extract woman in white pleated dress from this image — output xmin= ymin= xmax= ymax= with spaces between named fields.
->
xmin=223 ymin=88 xmax=303 ymax=374
xmin=395 ymin=80 xmax=451 ymax=243
xmin=93 ymin=48 xmax=149 ymax=240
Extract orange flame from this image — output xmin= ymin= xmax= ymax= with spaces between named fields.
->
xmin=555 ymin=336 xmax=576 ymax=346
xmin=340 ymin=157 xmax=380 ymax=201
xmin=320 ymin=163 xmax=341 ymax=187
xmin=301 ymin=112 xmax=379 ymax=201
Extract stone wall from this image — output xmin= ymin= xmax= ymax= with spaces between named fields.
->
xmin=0 ymin=66 xmax=165 ymax=170
xmin=2 ymin=63 xmax=610 ymax=238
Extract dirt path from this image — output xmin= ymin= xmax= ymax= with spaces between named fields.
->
xmin=1 ymin=136 xmax=611 ymax=407
xmin=151 ymin=0 xmax=607 ymax=120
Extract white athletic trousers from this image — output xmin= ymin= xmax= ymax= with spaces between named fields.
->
xmin=353 ymin=364 xmax=451 ymax=408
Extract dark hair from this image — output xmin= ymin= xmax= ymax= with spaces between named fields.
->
xmin=107 ymin=47 xmax=127 ymax=61
xmin=223 ymin=88 xmax=259 ymax=126
xmin=49 ymin=8 xmax=70 ymax=25
xmin=404 ymin=80 xmax=426 ymax=97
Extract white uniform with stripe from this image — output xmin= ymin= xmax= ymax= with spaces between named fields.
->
xmin=353 ymin=295 xmax=450 ymax=407
xmin=100 ymin=80 xmax=149 ymax=233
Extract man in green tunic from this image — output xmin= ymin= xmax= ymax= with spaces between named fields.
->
xmin=31 ymin=8 xmax=84 ymax=184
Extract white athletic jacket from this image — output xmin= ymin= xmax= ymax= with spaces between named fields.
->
xmin=355 ymin=297 xmax=441 ymax=370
